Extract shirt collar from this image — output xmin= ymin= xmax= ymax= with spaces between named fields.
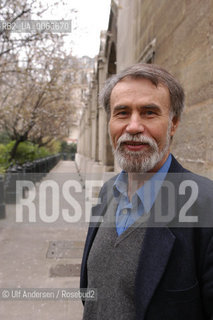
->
xmin=113 ymin=170 xmax=128 ymax=198
xmin=137 ymin=154 xmax=172 ymax=212
xmin=113 ymin=154 xmax=172 ymax=211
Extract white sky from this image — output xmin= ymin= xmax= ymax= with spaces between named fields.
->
xmin=40 ymin=0 xmax=111 ymax=57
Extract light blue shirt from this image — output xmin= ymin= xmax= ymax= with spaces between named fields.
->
xmin=113 ymin=154 xmax=172 ymax=236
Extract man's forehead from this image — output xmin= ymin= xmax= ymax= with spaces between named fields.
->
xmin=110 ymin=76 xmax=170 ymax=104
xmin=112 ymin=76 xmax=167 ymax=90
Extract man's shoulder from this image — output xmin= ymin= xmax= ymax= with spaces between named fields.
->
xmin=170 ymin=154 xmax=213 ymax=188
xmin=168 ymin=156 xmax=213 ymax=228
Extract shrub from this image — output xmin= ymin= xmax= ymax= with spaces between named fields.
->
xmin=0 ymin=141 xmax=54 ymax=172
xmin=0 ymin=144 xmax=10 ymax=173
xmin=46 ymin=140 xmax=61 ymax=154
xmin=14 ymin=141 xmax=52 ymax=164
xmin=60 ymin=141 xmax=77 ymax=154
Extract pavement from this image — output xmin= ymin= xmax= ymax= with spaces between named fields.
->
xmin=0 ymin=161 xmax=89 ymax=320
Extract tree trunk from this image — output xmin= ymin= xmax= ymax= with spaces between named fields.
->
xmin=9 ymin=139 xmax=22 ymax=162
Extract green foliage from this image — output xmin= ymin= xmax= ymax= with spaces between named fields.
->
xmin=0 ymin=144 xmax=10 ymax=173
xmin=36 ymin=146 xmax=51 ymax=159
xmin=0 ymin=140 xmax=55 ymax=172
xmin=46 ymin=140 xmax=61 ymax=154
xmin=14 ymin=142 xmax=52 ymax=164
xmin=60 ymin=141 xmax=77 ymax=160
xmin=70 ymin=143 xmax=77 ymax=154
xmin=60 ymin=141 xmax=77 ymax=154
xmin=0 ymin=141 xmax=17 ymax=172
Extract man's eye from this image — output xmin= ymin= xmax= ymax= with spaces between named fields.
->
xmin=145 ymin=110 xmax=155 ymax=116
xmin=117 ymin=111 xmax=127 ymax=116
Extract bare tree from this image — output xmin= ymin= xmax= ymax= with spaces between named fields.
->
xmin=0 ymin=50 xmax=81 ymax=159
xmin=0 ymin=0 xmax=84 ymax=161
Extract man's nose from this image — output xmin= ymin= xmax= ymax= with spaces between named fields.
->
xmin=125 ymin=114 xmax=145 ymax=134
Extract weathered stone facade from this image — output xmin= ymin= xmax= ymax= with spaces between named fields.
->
xmin=76 ymin=2 xmax=117 ymax=175
xmin=67 ymin=56 xmax=94 ymax=144
xmin=76 ymin=0 xmax=213 ymax=178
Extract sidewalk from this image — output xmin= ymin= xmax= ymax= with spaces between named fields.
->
xmin=0 ymin=161 xmax=88 ymax=320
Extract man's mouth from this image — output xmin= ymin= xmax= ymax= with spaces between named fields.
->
xmin=121 ymin=141 xmax=150 ymax=151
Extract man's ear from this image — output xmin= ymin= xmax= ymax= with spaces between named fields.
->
xmin=170 ymin=116 xmax=180 ymax=137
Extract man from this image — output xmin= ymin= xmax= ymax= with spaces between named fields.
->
xmin=80 ymin=63 xmax=213 ymax=319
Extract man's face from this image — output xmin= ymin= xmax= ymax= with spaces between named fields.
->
xmin=108 ymin=77 xmax=179 ymax=172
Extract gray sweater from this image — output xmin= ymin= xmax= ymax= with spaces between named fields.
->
xmin=83 ymin=198 xmax=147 ymax=320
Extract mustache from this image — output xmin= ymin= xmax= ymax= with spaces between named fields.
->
xmin=116 ymin=133 xmax=157 ymax=149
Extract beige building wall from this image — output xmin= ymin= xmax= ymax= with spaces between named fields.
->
xmin=76 ymin=3 xmax=117 ymax=175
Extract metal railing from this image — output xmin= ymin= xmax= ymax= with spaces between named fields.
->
xmin=1 ymin=154 xmax=61 ymax=209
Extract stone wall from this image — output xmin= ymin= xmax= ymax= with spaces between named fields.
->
xmin=76 ymin=3 xmax=118 ymax=175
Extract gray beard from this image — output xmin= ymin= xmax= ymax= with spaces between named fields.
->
xmin=109 ymin=122 xmax=172 ymax=173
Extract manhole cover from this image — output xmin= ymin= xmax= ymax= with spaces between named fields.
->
xmin=46 ymin=241 xmax=84 ymax=259
xmin=50 ymin=263 xmax=81 ymax=277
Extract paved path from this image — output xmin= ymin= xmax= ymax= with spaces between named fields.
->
xmin=0 ymin=161 xmax=88 ymax=320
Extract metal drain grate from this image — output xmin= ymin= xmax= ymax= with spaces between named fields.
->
xmin=46 ymin=240 xmax=84 ymax=259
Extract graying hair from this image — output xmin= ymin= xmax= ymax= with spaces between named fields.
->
xmin=99 ymin=63 xmax=185 ymax=119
